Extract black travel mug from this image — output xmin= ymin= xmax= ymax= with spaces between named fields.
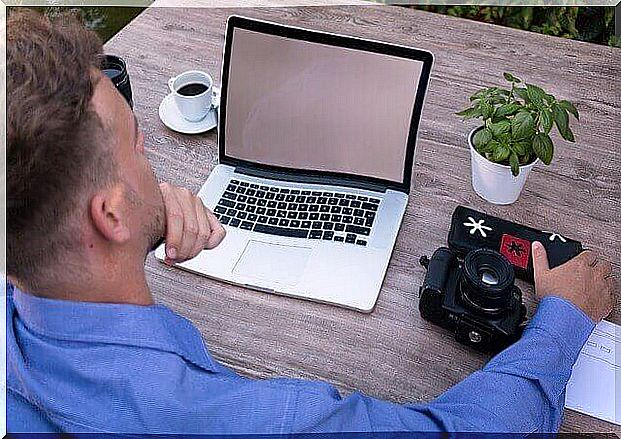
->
xmin=101 ymin=54 xmax=133 ymax=109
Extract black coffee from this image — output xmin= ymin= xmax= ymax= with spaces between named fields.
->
xmin=177 ymin=83 xmax=209 ymax=96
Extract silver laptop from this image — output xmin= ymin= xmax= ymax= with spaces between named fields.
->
xmin=156 ymin=16 xmax=433 ymax=312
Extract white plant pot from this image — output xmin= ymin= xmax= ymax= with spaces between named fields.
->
xmin=468 ymin=128 xmax=538 ymax=205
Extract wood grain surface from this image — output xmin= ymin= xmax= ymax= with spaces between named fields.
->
xmin=105 ymin=4 xmax=621 ymax=433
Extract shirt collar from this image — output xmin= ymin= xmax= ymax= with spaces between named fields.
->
xmin=11 ymin=286 xmax=217 ymax=372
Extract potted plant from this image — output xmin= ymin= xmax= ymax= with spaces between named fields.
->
xmin=456 ymin=73 xmax=579 ymax=205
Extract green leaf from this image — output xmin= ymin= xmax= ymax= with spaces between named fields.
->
xmin=514 ymin=87 xmax=530 ymax=103
xmin=469 ymin=89 xmax=490 ymax=101
xmin=480 ymin=100 xmax=494 ymax=120
xmin=511 ymin=140 xmax=530 ymax=156
xmin=558 ymin=100 xmax=579 ymax=120
xmin=552 ymin=104 xmax=575 ymax=142
xmin=509 ymin=152 xmax=520 ymax=176
xmin=539 ymin=108 xmax=553 ymax=134
xmin=503 ymin=72 xmax=521 ymax=83
xmin=489 ymin=120 xmax=511 ymax=138
xmin=511 ymin=111 xmax=535 ymax=140
xmin=495 ymin=103 xmax=522 ymax=119
xmin=473 ymin=128 xmax=492 ymax=148
xmin=533 ymin=132 xmax=554 ymax=165
xmin=456 ymin=107 xmax=481 ymax=120
xmin=526 ymin=84 xmax=547 ymax=106
xmin=492 ymin=143 xmax=511 ymax=163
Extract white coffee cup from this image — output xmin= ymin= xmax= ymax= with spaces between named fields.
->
xmin=168 ymin=70 xmax=213 ymax=122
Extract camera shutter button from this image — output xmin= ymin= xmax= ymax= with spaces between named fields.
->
xmin=468 ymin=331 xmax=483 ymax=343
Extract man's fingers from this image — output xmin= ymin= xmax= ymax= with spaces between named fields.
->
xmin=160 ymin=184 xmax=183 ymax=261
xmin=532 ymin=241 xmax=550 ymax=278
xmin=204 ymin=207 xmax=226 ymax=249
xmin=176 ymin=189 xmax=199 ymax=260
xmin=193 ymin=196 xmax=212 ymax=256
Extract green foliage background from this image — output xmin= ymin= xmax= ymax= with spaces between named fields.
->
xmin=408 ymin=6 xmax=619 ymax=48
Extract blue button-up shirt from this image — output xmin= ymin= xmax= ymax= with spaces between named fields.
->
xmin=6 ymin=282 xmax=594 ymax=434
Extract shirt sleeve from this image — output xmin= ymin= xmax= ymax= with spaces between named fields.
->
xmin=290 ymin=296 xmax=595 ymax=433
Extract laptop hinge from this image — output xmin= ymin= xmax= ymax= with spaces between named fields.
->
xmin=234 ymin=165 xmax=390 ymax=194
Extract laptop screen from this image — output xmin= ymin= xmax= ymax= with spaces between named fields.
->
xmin=224 ymin=27 xmax=426 ymax=184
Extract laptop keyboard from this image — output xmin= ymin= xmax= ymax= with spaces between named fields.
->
xmin=212 ymin=179 xmax=380 ymax=246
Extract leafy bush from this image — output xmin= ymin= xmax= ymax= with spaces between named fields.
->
xmin=457 ymin=73 xmax=579 ymax=176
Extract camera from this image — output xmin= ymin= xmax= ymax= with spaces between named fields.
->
xmin=419 ymin=247 xmax=527 ymax=353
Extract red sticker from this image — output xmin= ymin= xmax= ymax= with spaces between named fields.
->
xmin=500 ymin=234 xmax=531 ymax=269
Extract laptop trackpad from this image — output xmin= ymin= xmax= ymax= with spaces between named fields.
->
xmin=233 ymin=240 xmax=311 ymax=286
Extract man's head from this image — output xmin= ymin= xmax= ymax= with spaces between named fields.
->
xmin=7 ymin=10 xmax=164 ymax=295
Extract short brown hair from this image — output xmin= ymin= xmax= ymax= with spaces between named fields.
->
xmin=7 ymin=10 xmax=116 ymax=288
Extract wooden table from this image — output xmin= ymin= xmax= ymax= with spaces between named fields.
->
xmin=105 ymin=4 xmax=621 ymax=433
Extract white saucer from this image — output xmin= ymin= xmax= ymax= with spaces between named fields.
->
xmin=159 ymin=86 xmax=220 ymax=135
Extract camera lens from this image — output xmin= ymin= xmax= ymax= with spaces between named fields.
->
xmin=460 ymin=249 xmax=515 ymax=315
xmin=101 ymin=54 xmax=133 ymax=109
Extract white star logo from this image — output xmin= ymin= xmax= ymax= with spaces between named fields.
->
xmin=542 ymin=231 xmax=567 ymax=243
xmin=463 ymin=217 xmax=493 ymax=238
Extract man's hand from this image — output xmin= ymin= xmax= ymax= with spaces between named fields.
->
xmin=532 ymin=241 xmax=614 ymax=322
xmin=159 ymin=183 xmax=226 ymax=264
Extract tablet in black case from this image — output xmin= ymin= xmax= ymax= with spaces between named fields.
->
xmin=448 ymin=206 xmax=583 ymax=281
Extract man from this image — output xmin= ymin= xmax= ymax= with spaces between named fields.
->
xmin=6 ymin=10 xmax=615 ymax=434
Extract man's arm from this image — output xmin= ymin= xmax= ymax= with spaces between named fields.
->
xmin=287 ymin=243 xmax=613 ymax=433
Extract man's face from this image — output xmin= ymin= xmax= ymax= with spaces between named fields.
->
xmin=91 ymin=73 xmax=165 ymax=253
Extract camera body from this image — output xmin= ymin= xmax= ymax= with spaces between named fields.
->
xmin=419 ymin=247 xmax=527 ymax=353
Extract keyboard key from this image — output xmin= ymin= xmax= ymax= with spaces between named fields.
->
xmin=219 ymin=199 xmax=236 ymax=208
xmin=346 ymin=194 xmax=356 ymax=200
xmin=290 ymin=189 xmax=300 ymax=195
xmin=267 ymin=201 xmax=277 ymax=208
xmin=253 ymin=224 xmax=309 ymax=239
xmin=246 ymin=189 xmax=256 ymax=196
xmin=331 ymin=206 xmax=342 ymax=214
xmin=334 ymin=236 xmax=344 ymax=242
xmin=354 ymin=209 xmax=364 ymax=217
xmin=290 ymin=220 xmax=300 ymax=228
xmin=280 ymin=188 xmax=290 ymax=194
xmin=335 ymin=223 xmax=345 ymax=232
xmin=236 ymin=203 xmax=246 ymax=210
xmin=269 ymin=187 xmax=279 ymax=193
xmin=237 ymin=211 xmax=247 ymax=220
xmin=240 ymin=221 xmax=253 ymax=230
xmin=309 ymin=230 xmax=323 ymax=239
xmin=320 ymin=205 xmax=330 ymax=213
xmin=370 ymin=198 xmax=381 ymax=204
xmin=227 ymin=208 xmax=237 ymax=216
xmin=317 ymin=197 xmax=328 ymax=204
xmin=277 ymin=202 xmax=287 ymax=210
xmin=214 ymin=206 xmax=227 ymax=214
xmin=323 ymin=222 xmax=334 ymax=230
xmin=343 ymin=216 xmax=353 ymax=224
xmin=240 ymin=181 xmax=249 ymax=187
xmin=276 ymin=210 xmax=287 ymax=218
xmin=343 ymin=208 xmax=353 ymax=215
xmin=238 ymin=195 xmax=248 ymax=203
xmin=309 ymin=205 xmax=319 ymax=212
xmin=365 ymin=211 xmax=376 ymax=220
xmin=230 ymin=218 xmax=241 ymax=227
xmin=248 ymin=214 xmax=258 ymax=222
xmin=298 ymin=212 xmax=309 ymax=220
xmin=220 ymin=216 xmax=231 ymax=225
xmin=328 ymin=198 xmax=339 ymax=205
xmin=258 ymin=216 xmax=268 ymax=223
xmin=302 ymin=190 xmax=311 ymax=195
xmin=345 ymin=234 xmax=357 ymax=243
xmin=266 ymin=192 xmax=275 ymax=200
xmin=279 ymin=218 xmax=289 ymax=227
xmin=312 ymin=221 xmax=323 ymax=229
xmin=331 ymin=214 xmax=342 ymax=222
xmin=236 ymin=186 xmax=246 ymax=194
xmin=276 ymin=194 xmax=285 ymax=201
xmin=306 ymin=196 xmax=317 ymax=203
xmin=310 ymin=213 xmax=319 ymax=220
xmin=260 ymin=186 xmax=269 ymax=191
xmin=285 ymin=195 xmax=296 ymax=202
xmin=298 ymin=204 xmax=308 ymax=212
xmin=287 ymin=203 xmax=298 ymax=210
xmin=301 ymin=221 xmax=312 ymax=229
xmin=345 ymin=225 xmax=371 ymax=236
xmin=365 ymin=218 xmax=374 ymax=227
xmin=338 ymin=199 xmax=350 ymax=207
xmin=246 ymin=205 xmax=256 ymax=213
xmin=247 ymin=197 xmax=257 ymax=205
xmin=257 ymin=199 xmax=267 ymax=207
xmin=323 ymin=231 xmax=334 ymax=240
xmin=362 ymin=202 xmax=378 ymax=211
xmin=296 ymin=196 xmax=306 ymax=203
xmin=320 ymin=213 xmax=330 ymax=221
xmin=334 ymin=193 xmax=345 ymax=198
xmin=231 ymin=179 xmax=240 ymax=184
xmin=222 ymin=191 xmax=237 ymax=200
xmin=357 ymin=196 xmax=368 ymax=201
xmin=268 ymin=217 xmax=279 ymax=225
xmin=322 ymin=192 xmax=333 ymax=197
xmin=257 ymin=207 xmax=266 ymax=215
xmin=287 ymin=211 xmax=298 ymax=219
xmin=356 ymin=240 xmax=367 ymax=246
xmin=266 ymin=209 xmax=276 ymax=216
xmin=353 ymin=217 xmax=365 ymax=226
xmin=250 ymin=183 xmax=259 ymax=189
xmin=312 ymin=191 xmax=322 ymax=196
xmin=350 ymin=201 xmax=361 ymax=208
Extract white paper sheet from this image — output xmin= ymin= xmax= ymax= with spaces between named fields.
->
xmin=565 ymin=319 xmax=620 ymax=425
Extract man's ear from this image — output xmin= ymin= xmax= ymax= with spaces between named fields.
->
xmin=89 ymin=185 xmax=131 ymax=244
